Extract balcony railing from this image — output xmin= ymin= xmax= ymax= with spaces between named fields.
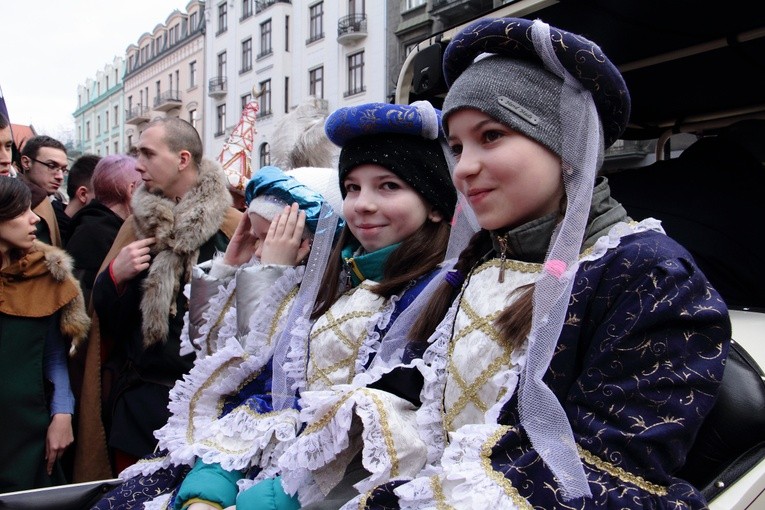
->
xmin=125 ymin=105 xmax=151 ymax=125
xmin=154 ymin=90 xmax=182 ymax=112
xmin=255 ymin=0 xmax=291 ymax=14
xmin=208 ymin=76 xmax=227 ymax=98
xmin=337 ymin=14 xmax=367 ymax=44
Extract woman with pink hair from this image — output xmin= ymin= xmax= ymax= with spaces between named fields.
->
xmin=66 ymin=154 xmax=142 ymax=303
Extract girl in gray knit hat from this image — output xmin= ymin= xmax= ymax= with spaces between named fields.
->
xmin=334 ymin=17 xmax=731 ymax=510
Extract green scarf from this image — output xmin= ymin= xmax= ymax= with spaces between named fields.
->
xmin=341 ymin=241 xmax=400 ymax=286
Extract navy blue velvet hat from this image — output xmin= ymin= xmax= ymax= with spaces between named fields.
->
xmin=442 ymin=17 xmax=630 ymax=148
xmin=325 ymin=101 xmax=457 ymax=220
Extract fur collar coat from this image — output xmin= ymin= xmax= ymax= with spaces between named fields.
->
xmin=130 ymin=158 xmax=234 ymax=347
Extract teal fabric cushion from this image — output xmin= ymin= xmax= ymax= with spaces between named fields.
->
xmin=236 ymin=476 xmax=300 ymax=510
xmin=175 ymin=461 xmax=244 ymax=510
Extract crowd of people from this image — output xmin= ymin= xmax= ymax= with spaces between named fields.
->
xmin=0 ymin=17 xmax=732 ymax=510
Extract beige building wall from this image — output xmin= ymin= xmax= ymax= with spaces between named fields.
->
xmin=123 ymin=1 xmax=206 ymax=151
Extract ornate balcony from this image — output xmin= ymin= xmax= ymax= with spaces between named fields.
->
xmin=337 ymin=14 xmax=367 ymax=45
xmin=125 ymin=105 xmax=151 ymax=125
xmin=255 ymin=0 xmax=290 ymax=14
xmin=208 ymin=76 xmax=227 ymax=98
xmin=154 ymin=90 xmax=182 ymax=112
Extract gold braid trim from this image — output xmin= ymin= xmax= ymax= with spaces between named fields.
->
xmin=199 ymin=407 xmax=291 ymax=454
xmin=187 ymin=354 xmax=248 ymax=442
xmin=357 ymin=490 xmax=371 ymax=510
xmin=302 ymin=392 xmax=355 ymax=435
xmin=206 ymin=290 xmax=236 ymax=355
xmin=429 ymin=475 xmax=458 ymax=510
xmin=475 ymin=258 xmax=542 ymax=274
xmin=480 ymin=426 xmax=534 ymax=510
xmin=270 ymin=287 xmax=300 ymax=341
xmin=361 ymin=389 xmax=399 ymax=477
xmin=577 ymin=445 xmax=668 ymax=496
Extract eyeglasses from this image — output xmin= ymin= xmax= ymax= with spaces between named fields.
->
xmin=28 ymin=157 xmax=68 ymax=175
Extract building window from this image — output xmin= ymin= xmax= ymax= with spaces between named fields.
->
xmin=169 ymin=23 xmax=180 ymax=44
xmin=402 ymin=0 xmax=425 ymax=11
xmin=189 ymin=109 xmax=198 ymax=129
xmin=259 ymin=19 xmax=272 ymax=58
xmin=114 ymin=141 xmax=119 ymax=154
xmin=309 ymin=66 xmax=324 ymax=98
xmin=241 ymin=0 xmax=252 ymax=20
xmin=349 ymin=0 xmax=365 ymax=16
xmin=127 ymin=134 xmax=133 ymax=150
xmin=114 ymin=105 xmax=119 ymax=127
xmin=284 ymin=76 xmax=289 ymax=114
xmin=86 ymin=121 xmax=91 ymax=140
xmin=217 ymin=2 xmax=228 ymax=35
xmin=241 ymin=93 xmax=252 ymax=112
xmin=241 ymin=38 xmax=253 ymax=73
xmin=190 ymin=61 xmax=197 ymax=87
xmin=346 ymin=51 xmax=365 ymax=97
xmin=259 ymin=142 xmax=270 ymax=168
xmin=308 ymin=2 xmax=323 ymax=43
xmin=105 ymin=111 xmax=109 ymax=131
xmin=190 ymin=11 xmax=198 ymax=31
xmin=259 ymin=79 xmax=272 ymax=116
xmin=216 ymin=103 xmax=226 ymax=136
xmin=217 ymin=51 xmax=227 ymax=78
xmin=285 ymin=15 xmax=289 ymax=51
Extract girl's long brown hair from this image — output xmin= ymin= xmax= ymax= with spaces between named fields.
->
xmin=410 ymin=229 xmax=534 ymax=350
xmin=311 ymin=219 xmax=451 ymax=319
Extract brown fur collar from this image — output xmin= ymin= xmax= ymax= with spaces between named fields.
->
xmin=0 ymin=242 xmax=91 ymax=353
xmin=131 ymin=158 xmax=232 ymax=347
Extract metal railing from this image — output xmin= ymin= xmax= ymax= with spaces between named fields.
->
xmin=154 ymin=90 xmax=181 ymax=108
xmin=208 ymin=76 xmax=227 ymax=94
xmin=125 ymin=105 xmax=149 ymax=120
xmin=255 ymin=0 xmax=291 ymax=14
xmin=338 ymin=14 xmax=367 ymax=37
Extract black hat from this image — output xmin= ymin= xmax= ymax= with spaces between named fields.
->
xmin=325 ymin=101 xmax=457 ymax=220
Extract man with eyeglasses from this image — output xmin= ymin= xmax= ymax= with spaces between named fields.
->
xmin=18 ymin=135 xmax=68 ymax=247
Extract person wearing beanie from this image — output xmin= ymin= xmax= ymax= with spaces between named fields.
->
xmin=349 ymin=18 xmax=731 ymax=510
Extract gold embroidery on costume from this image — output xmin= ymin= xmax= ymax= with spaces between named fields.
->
xmin=302 ymin=393 xmax=355 ymax=435
xmin=363 ymin=389 xmax=399 ymax=477
xmin=307 ymin=285 xmax=386 ymax=389
xmin=187 ymin=355 xmax=248 ymax=442
xmin=444 ymin=297 xmax=508 ymax=431
xmin=270 ymin=287 xmax=299 ymax=340
xmin=207 ymin=291 xmax=236 ymax=355
xmin=429 ymin=475 xmax=457 ymax=510
xmin=444 ymin=261 xmax=531 ymax=431
xmin=577 ymin=445 xmax=668 ymax=496
xmin=480 ymin=426 xmax=533 ymax=510
xmin=358 ymin=490 xmax=371 ymax=510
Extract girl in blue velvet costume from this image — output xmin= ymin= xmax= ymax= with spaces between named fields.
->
xmin=308 ymin=17 xmax=731 ymax=510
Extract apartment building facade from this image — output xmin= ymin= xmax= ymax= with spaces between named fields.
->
xmin=122 ymin=0 xmax=206 ymax=152
xmin=73 ymin=57 xmax=126 ymax=157
xmin=203 ymin=0 xmax=388 ymax=165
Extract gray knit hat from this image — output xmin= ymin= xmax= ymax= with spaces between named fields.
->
xmin=442 ymin=55 xmax=564 ymax=157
